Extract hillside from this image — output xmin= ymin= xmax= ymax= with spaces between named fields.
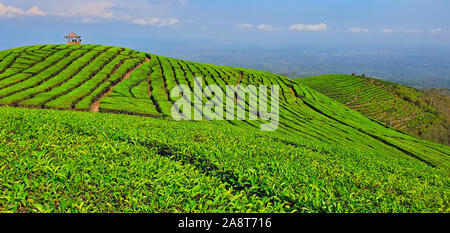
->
xmin=0 ymin=45 xmax=449 ymax=213
xmin=421 ymin=89 xmax=450 ymax=145
xmin=297 ymin=74 xmax=448 ymax=145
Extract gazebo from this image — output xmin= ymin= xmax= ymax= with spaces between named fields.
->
xmin=65 ymin=32 xmax=82 ymax=45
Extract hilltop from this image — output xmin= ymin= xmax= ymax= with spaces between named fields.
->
xmin=0 ymin=45 xmax=449 ymax=213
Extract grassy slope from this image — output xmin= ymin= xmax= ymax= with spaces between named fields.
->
xmin=0 ymin=106 xmax=448 ymax=213
xmin=0 ymin=45 xmax=449 ymax=212
xmin=421 ymin=89 xmax=450 ymax=145
xmin=297 ymin=74 xmax=445 ymax=142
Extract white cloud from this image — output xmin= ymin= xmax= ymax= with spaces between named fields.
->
xmin=431 ymin=28 xmax=443 ymax=34
xmin=133 ymin=17 xmax=179 ymax=27
xmin=0 ymin=3 xmax=22 ymax=18
xmin=257 ymin=24 xmax=274 ymax=31
xmin=0 ymin=2 xmax=47 ymax=18
xmin=288 ymin=23 xmax=327 ymax=31
xmin=51 ymin=1 xmax=180 ymax=27
xmin=382 ymin=29 xmax=424 ymax=33
xmin=59 ymin=1 xmax=115 ymax=19
xmin=26 ymin=6 xmax=47 ymax=16
xmin=56 ymin=1 xmax=117 ymax=24
xmin=349 ymin=26 xmax=370 ymax=33
xmin=0 ymin=1 xmax=184 ymax=28
xmin=236 ymin=24 xmax=254 ymax=29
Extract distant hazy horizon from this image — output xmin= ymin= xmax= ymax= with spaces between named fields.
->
xmin=1 ymin=0 xmax=449 ymax=88
xmin=151 ymin=42 xmax=450 ymax=89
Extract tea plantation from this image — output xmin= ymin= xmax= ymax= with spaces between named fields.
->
xmin=298 ymin=74 xmax=444 ymax=139
xmin=0 ymin=45 xmax=448 ymax=213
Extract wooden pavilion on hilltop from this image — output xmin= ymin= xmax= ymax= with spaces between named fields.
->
xmin=65 ymin=32 xmax=82 ymax=45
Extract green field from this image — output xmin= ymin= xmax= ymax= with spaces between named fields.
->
xmin=0 ymin=45 xmax=449 ymax=213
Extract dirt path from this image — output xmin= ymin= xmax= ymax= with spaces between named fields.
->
xmin=237 ymin=72 xmax=243 ymax=86
xmin=90 ymin=58 xmax=149 ymax=113
xmin=290 ymin=87 xmax=297 ymax=101
xmin=345 ymin=83 xmax=369 ymax=105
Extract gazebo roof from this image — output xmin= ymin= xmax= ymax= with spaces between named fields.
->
xmin=64 ymin=32 xmax=81 ymax=38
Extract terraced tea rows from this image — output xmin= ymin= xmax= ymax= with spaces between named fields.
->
xmin=0 ymin=45 xmax=448 ymax=170
xmin=0 ymin=45 xmax=147 ymax=111
xmin=298 ymin=75 xmax=440 ymax=135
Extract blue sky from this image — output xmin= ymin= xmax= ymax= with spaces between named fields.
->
xmin=1 ymin=0 xmax=450 ymax=51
